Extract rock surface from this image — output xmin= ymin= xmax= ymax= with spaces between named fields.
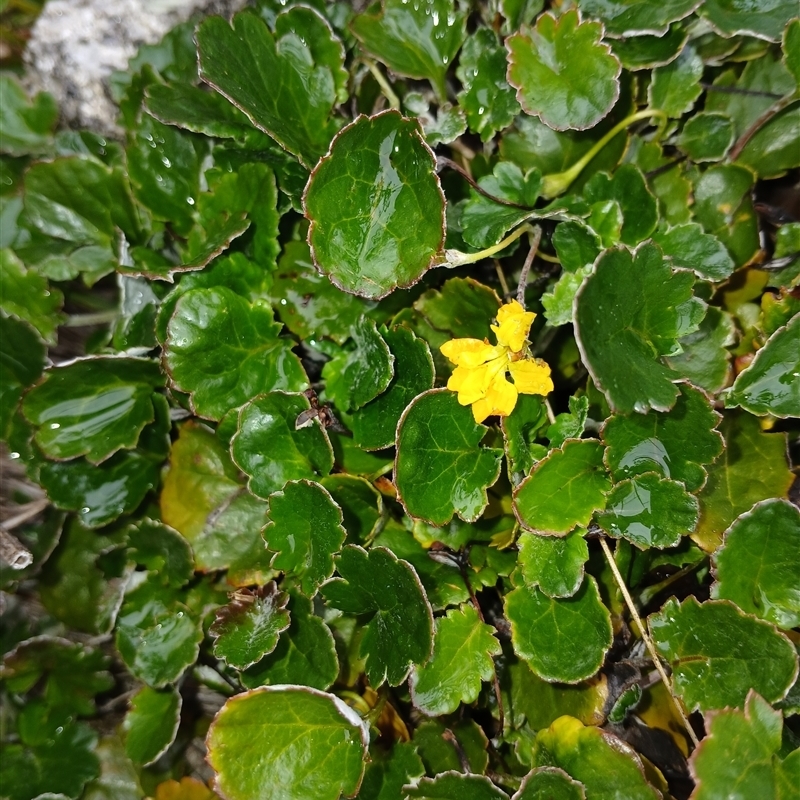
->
xmin=23 ymin=0 xmax=246 ymax=137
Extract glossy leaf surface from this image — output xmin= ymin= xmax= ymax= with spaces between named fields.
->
xmin=506 ymin=577 xmax=612 ymax=683
xmin=577 ymin=0 xmax=699 ymax=36
xmin=22 ymin=357 xmax=162 ymax=463
xmin=165 ymin=287 xmax=307 ymax=421
xmin=211 ymin=584 xmax=291 ymax=670
xmin=197 ymin=9 xmax=344 ymax=168
xmin=513 ymin=440 xmax=610 ymax=535
xmin=305 ymin=111 xmax=445 ymax=300
xmin=231 ymin=393 xmax=334 ymax=500
xmin=653 ymin=222 xmax=735 ymax=282
xmin=514 ymin=767 xmax=585 ymax=800
xmin=351 ymin=0 xmax=467 ymax=101
xmin=395 ymin=390 xmax=503 ymax=525
xmin=725 ymin=313 xmax=800 ymax=418
xmin=409 ymin=604 xmax=501 ymax=717
xmin=263 ymin=480 xmax=346 ymax=597
xmin=602 ymin=385 xmax=723 ymax=492
xmin=321 ymin=545 xmax=433 ymax=687
xmin=123 ymin=685 xmax=181 ymax=766
xmin=699 ymin=0 xmax=797 ymax=42
xmin=507 ymin=10 xmax=621 ymax=131
xmin=403 ymin=772 xmax=508 ymax=799
xmin=712 ymin=499 xmax=800 ymax=630
xmin=649 ymin=597 xmax=799 ymax=712
xmin=206 ymin=686 xmax=368 ymax=800
xmin=574 ymin=243 xmax=704 ymax=414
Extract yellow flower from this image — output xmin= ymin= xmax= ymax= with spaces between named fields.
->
xmin=440 ymin=299 xmax=553 ymax=424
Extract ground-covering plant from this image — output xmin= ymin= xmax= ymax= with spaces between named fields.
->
xmin=1 ymin=0 xmax=799 ymax=797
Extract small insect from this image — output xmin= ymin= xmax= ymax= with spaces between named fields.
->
xmin=295 ymin=388 xmax=346 ymax=432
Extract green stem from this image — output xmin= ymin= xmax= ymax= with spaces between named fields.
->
xmin=63 ymin=310 xmax=118 ymax=327
xmin=443 ymin=224 xmax=535 ymax=268
xmin=541 ymin=108 xmax=667 ymax=199
xmin=362 ymin=58 xmax=400 ymax=111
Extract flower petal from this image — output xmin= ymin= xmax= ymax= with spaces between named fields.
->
xmin=491 ymin=300 xmax=536 ymax=353
xmin=471 ymin=373 xmax=518 ymax=422
xmin=509 ymin=358 xmax=554 ymax=396
xmin=441 ymin=338 xmax=504 ymax=368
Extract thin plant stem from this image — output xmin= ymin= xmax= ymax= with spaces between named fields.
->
xmin=729 ymin=93 xmax=796 ymax=161
xmin=599 ymin=537 xmax=700 ymax=748
xmin=541 ymin=108 xmax=667 ymax=199
xmin=437 ymin=156 xmax=535 ymax=210
xmin=444 ymin=224 xmax=535 ymax=268
xmin=362 ymin=58 xmax=400 ymax=111
xmin=494 ymin=260 xmax=511 ymax=300
xmin=516 ymin=226 xmax=542 ymax=306
xmin=543 ymin=397 xmax=556 ymax=426
xmin=63 ymin=310 xmax=118 ymax=327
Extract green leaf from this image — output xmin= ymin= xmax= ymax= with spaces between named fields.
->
xmin=263 ymin=480 xmax=346 ymax=596
xmin=676 ymin=112 xmax=735 ymax=163
xmin=693 ymin=164 xmax=759 ymax=268
xmin=508 ymin=660 xmax=607 ymax=731
xmin=165 ymin=287 xmax=307 ymax=421
xmin=547 ymin=396 xmax=590 ymax=450
xmin=35 ymin=397 xmax=170 ymax=529
xmin=596 ymin=473 xmax=699 ymax=549
xmin=126 ymin=116 xmax=202 ymax=236
xmin=197 ymin=8 xmax=344 ymax=168
xmin=738 ymin=102 xmax=800 ymax=180
xmin=0 ymin=76 xmax=57 ymax=156
xmin=358 ymin=742 xmax=425 ymax=800
xmin=648 ymin=44 xmax=703 ymax=118
xmin=518 ymin=529 xmax=589 ymax=599
xmin=0 ymin=315 xmax=46 ymax=438
xmin=1 ymin=636 xmax=112 ymax=716
xmin=0 ymin=248 xmax=64 ymax=344
xmin=241 ymin=591 xmax=338 ymax=690
xmin=231 ymin=393 xmax=334 ymax=500
xmin=126 ymin=518 xmax=194 ymax=589
xmin=266 ymin=240 xmax=372 ymax=345
xmin=324 ymin=316 xmax=394 ymax=413
xmin=161 ymin=421 xmax=268 ymax=571
xmin=653 ymin=222 xmax=736 ymax=282
xmin=501 ymin=394 xmax=549 ymax=482
xmin=207 ymin=686 xmax=368 ymax=800
xmin=460 ymin=162 xmax=541 ymax=248
xmin=725 ymin=312 xmax=800 ymax=417
xmin=413 ymin=719 xmax=489 ymax=775
xmin=414 ymin=277 xmax=501 ymax=340
xmin=351 ymin=325 xmax=435 ymax=450
xmin=456 ymin=28 xmax=521 ymax=142
xmin=649 ymin=597 xmax=799 ymax=713
xmin=712 ymin=499 xmax=800 ymax=630
xmin=404 ymin=93 xmax=467 ymax=148
xmin=0 ymin=721 xmax=100 ymax=800
xmin=515 ymin=767 xmax=585 ymax=800
xmin=610 ymin=25 xmax=688 ymax=71
xmin=784 ymin=18 xmax=800 ymax=86
xmin=506 ymin=9 xmax=621 ymax=132
xmin=409 ymin=603 xmax=501 ymax=717
xmin=403 ymin=773 xmax=508 ymax=800
xmin=690 ymin=691 xmax=798 ymax=800
xmin=530 ymin=716 xmax=659 ymax=800
xmin=320 ymin=474 xmax=384 ymax=544
xmin=38 ymin=519 xmax=128 ymax=635
xmin=576 ymin=0 xmax=699 ymax=37
xmin=574 ymin=243 xmax=705 ymax=414
xmin=321 ymin=544 xmax=433 ymax=687
xmin=211 ymin=583 xmax=291 ymax=670
xmin=552 ymin=221 xmax=603 ymax=273
xmin=22 ymin=357 xmax=163 ymax=463
xmin=694 ymin=414 xmax=793 ymax=552
xmin=699 ymin=0 xmax=797 ymax=43
xmin=116 ymin=576 xmax=203 ymax=688
xmin=395 ymin=389 xmax=503 ymax=525
xmin=304 ymin=111 xmax=445 ymax=300
xmin=122 ymin=685 xmax=181 ymax=766
xmin=513 ymin=440 xmax=610 ymax=535
xmin=351 ymin=0 xmax=467 ymax=101
xmin=506 ymin=577 xmax=612 ymax=683
xmin=665 ymin=306 xmax=736 ymax=394
xmin=602 ymin=384 xmax=723 ymax=492
xmin=144 ymin=82 xmax=262 ymax=140
xmin=583 ymin=165 xmax=658 ymax=246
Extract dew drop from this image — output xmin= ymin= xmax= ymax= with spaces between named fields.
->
xmin=478 ymin=106 xmax=485 ymax=115
xmin=56 ymin=726 xmax=64 ymax=735
xmin=156 ymin=175 xmax=164 ymax=183
xmin=81 ymin=507 xmax=90 ymax=514
xmin=280 ymin=299 xmax=287 ymax=305
xmin=50 ymin=422 xmax=60 ymax=429
xmin=162 ymin=157 xmax=172 ymax=168
xmin=442 ymin=56 xmax=449 ymax=65
xmin=9 ymin=452 xmax=20 ymax=460
xmin=187 ymin=197 xmax=195 ymax=205
xmin=176 ymin=611 xmax=184 ymax=618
